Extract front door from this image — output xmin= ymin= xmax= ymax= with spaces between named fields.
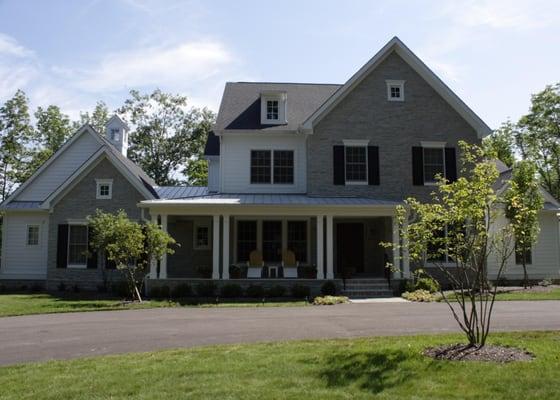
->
xmin=336 ymin=223 xmax=364 ymax=277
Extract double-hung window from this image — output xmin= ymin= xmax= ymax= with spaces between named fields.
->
xmin=27 ymin=225 xmax=40 ymax=246
xmin=68 ymin=225 xmax=88 ymax=268
xmin=193 ymin=222 xmax=211 ymax=250
xmin=250 ymin=150 xmax=294 ymax=184
xmin=345 ymin=146 xmax=367 ymax=184
xmin=266 ymin=100 xmax=279 ymax=121
xmin=236 ymin=221 xmax=257 ymax=262
xmin=423 ymin=146 xmax=445 ymax=185
xmin=515 ymin=242 xmax=532 ymax=265
xmin=287 ymin=221 xmax=307 ymax=263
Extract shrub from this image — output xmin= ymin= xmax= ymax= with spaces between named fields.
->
xmin=96 ymin=283 xmax=108 ymax=293
xmin=150 ymin=285 xmax=170 ymax=299
xmin=196 ymin=281 xmax=217 ymax=297
xmin=539 ymin=278 xmax=553 ymax=287
xmin=72 ymin=284 xmax=81 ymax=293
xmin=291 ymin=284 xmax=311 ymax=299
xmin=407 ymin=276 xmax=440 ymax=293
xmin=220 ymin=283 xmax=243 ymax=298
xmin=149 ymin=286 xmax=162 ymax=299
xmin=171 ymin=283 xmax=192 ymax=298
xmin=320 ymin=281 xmax=337 ymax=296
xmin=229 ymin=265 xmax=243 ymax=279
xmin=313 ymin=295 xmax=349 ymax=305
xmin=267 ymin=285 xmax=286 ymax=298
xmin=57 ymin=282 xmax=66 ymax=292
xmin=245 ymin=284 xmax=265 ymax=298
xmin=402 ymin=289 xmax=437 ymax=302
xmin=29 ymin=283 xmax=43 ymax=293
xmin=111 ymin=281 xmax=129 ymax=298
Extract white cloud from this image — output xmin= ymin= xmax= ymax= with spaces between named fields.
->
xmin=0 ymin=33 xmax=33 ymax=58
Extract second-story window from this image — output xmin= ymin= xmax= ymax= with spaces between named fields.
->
xmin=423 ymin=147 xmax=445 ymax=184
xmin=345 ymin=146 xmax=367 ymax=183
xmin=250 ymin=150 xmax=294 ymax=184
xmin=266 ymin=100 xmax=279 ymax=120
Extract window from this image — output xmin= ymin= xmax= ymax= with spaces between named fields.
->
xmin=262 ymin=221 xmax=282 ymax=262
xmin=250 ymin=150 xmax=272 ymax=183
xmin=423 ymin=147 xmax=445 ymax=184
xmin=515 ymin=242 xmax=532 ymax=265
xmin=273 ymin=150 xmax=294 ymax=184
xmin=287 ymin=221 xmax=307 ymax=263
xmin=345 ymin=146 xmax=367 ymax=183
xmin=266 ymin=100 xmax=279 ymax=120
xmin=27 ymin=225 xmax=39 ymax=246
xmin=96 ymin=179 xmax=113 ymax=199
xmin=237 ymin=221 xmax=257 ymax=262
xmin=193 ymin=223 xmax=211 ymax=250
xmin=250 ymin=150 xmax=294 ymax=184
xmin=386 ymin=80 xmax=405 ymax=101
xmin=68 ymin=225 xmax=88 ymax=267
xmin=110 ymin=128 xmax=120 ymax=141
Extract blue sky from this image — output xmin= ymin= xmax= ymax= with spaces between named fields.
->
xmin=0 ymin=0 xmax=559 ymax=128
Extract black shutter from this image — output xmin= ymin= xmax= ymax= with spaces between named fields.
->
xmin=86 ymin=226 xmax=97 ymax=269
xmin=412 ymin=147 xmax=424 ymax=186
xmin=57 ymin=224 xmax=68 ymax=269
xmin=367 ymin=146 xmax=380 ymax=185
xmin=445 ymin=147 xmax=457 ymax=183
xmin=333 ymin=145 xmax=345 ymax=185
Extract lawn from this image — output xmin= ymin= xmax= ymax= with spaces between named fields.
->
xmin=1 ymin=331 xmax=559 ymax=399
xmin=440 ymin=287 xmax=560 ymax=302
xmin=0 ymin=293 xmax=307 ymax=317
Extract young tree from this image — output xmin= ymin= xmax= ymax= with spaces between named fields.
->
xmin=73 ymin=101 xmax=110 ymax=133
xmin=385 ymin=142 xmax=517 ymax=347
xmin=184 ymin=158 xmax=208 ymax=186
xmin=0 ymin=90 xmax=34 ymax=201
xmin=21 ymin=105 xmax=73 ymax=181
xmin=87 ymin=210 xmax=176 ymax=302
xmin=504 ymin=161 xmax=544 ymax=288
xmin=484 ymin=121 xmax=516 ymax=168
xmin=514 ymin=83 xmax=560 ymax=200
xmin=118 ymin=89 xmax=215 ymax=186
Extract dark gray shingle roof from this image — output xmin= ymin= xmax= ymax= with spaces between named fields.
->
xmin=214 ymin=82 xmax=341 ymax=132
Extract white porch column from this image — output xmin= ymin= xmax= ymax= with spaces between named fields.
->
xmin=392 ymin=215 xmax=399 ymax=280
xmin=150 ymin=212 xmax=158 ymax=279
xmin=160 ymin=214 xmax=168 ymax=279
xmin=402 ymin=217 xmax=410 ymax=278
xmin=326 ymin=215 xmax=334 ymax=279
xmin=316 ymin=215 xmax=325 ymax=279
xmin=212 ymin=215 xmax=220 ymax=279
xmin=222 ymin=214 xmax=230 ymax=279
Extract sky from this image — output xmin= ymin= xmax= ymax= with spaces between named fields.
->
xmin=0 ymin=0 xmax=559 ymax=129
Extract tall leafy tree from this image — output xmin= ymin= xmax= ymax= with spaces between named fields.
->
xmin=74 ymin=101 xmax=110 ymax=133
xmin=504 ymin=161 xmax=544 ymax=288
xmin=0 ymin=90 xmax=34 ymax=201
xmin=514 ymin=83 xmax=560 ymax=200
xmin=118 ymin=89 xmax=215 ymax=186
xmin=22 ymin=105 xmax=73 ymax=181
xmin=484 ymin=121 xmax=515 ymax=167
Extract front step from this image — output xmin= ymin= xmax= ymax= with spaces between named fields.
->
xmin=342 ymin=278 xmax=393 ymax=298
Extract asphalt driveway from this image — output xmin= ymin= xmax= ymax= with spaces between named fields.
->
xmin=1 ymin=300 xmax=560 ymax=366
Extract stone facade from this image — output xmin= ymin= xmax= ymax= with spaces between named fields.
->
xmin=46 ymin=157 xmax=147 ymax=290
xmin=307 ymin=51 xmax=480 ymax=202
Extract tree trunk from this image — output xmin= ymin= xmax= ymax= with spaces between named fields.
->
xmin=522 ymin=253 xmax=528 ymax=289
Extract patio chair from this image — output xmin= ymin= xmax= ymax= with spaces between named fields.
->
xmin=247 ymin=250 xmax=264 ymax=278
xmin=281 ymin=249 xmax=299 ymax=279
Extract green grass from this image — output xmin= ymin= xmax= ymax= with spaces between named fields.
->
xmin=1 ymin=331 xmax=559 ymax=399
xmin=439 ymin=288 xmax=560 ymax=302
xmin=0 ymin=294 xmax=308 ymax=317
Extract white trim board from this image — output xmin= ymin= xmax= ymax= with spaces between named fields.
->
xmin=300 ymin=36 xmax=492 ymax=138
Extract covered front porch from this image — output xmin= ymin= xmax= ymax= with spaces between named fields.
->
xmin=140 ymin=195 xmax=411 ymax=283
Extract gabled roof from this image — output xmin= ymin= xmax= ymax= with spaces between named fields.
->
xmin=214 ymin=82 xmax=341 ymax=133
xmin=203 ymin=131 xmax=220 ymax=156
xmin=106 ymin=115 xmax=130 ymax=131
xmin=301 ymin=36 xmax=492 ymax=138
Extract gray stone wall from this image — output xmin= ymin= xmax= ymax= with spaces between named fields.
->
xmin=167 ymin=216 xmax=213 ymax=278
xmin=46 ymin=157 xmax=147 ymax=289
xmin=307 ymin=51 xmax=480 ymax=202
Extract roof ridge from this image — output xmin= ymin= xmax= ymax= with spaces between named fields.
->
xmin=229 ymin=81 xmax=343 ymax=86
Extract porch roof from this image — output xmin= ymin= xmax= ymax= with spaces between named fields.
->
xmin=140 ymin=193 xmax=401 ymax=207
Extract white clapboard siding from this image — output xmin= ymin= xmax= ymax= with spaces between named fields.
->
xmin=0 ymin=212 xmax=49 ymax=279
xmin=15 ymin=131 xmax=102 ymax=201
xmin=207 ymin=156 xmax=220 ymax=192
xmin=488 ymin=211 xmax=560 ymax=280
xmin=220 ymin=134 xmax=307 ymax=193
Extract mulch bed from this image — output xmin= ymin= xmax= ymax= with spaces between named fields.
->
xmin=424 ymin=344 xmax=534 ymax=363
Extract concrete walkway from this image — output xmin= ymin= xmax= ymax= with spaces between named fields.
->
xmin=1 ymin=300 xmax=560 ymax=366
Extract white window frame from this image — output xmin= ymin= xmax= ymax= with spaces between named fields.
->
xmin=421 ymin=141 xmax=446 ymax=186
xmin=343 ymin=140 xmax=369 ymax=185
xmin=249 ymin=149 xmax=295 ymax=185
xmin=96 ymin=179 xmax=113 ymax=199
xmin=426 ymin=225 xmax=457 ymax=267
xmin=193 ymin=221 xmax=211 ymax=250
xmin=26 ymin=225 xmax=40 ymax=246
xmin=67 ymin=223 xmax=88 ymax=269
xmin=386 ymin=80 xmax=405 ymax=102
xmin=260 ymin=92 xmax=287 ymax=124
xmin=110 ymin=128 xmax=120 ymax=141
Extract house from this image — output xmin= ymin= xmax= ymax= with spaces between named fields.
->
xmin=1 ymin=37 xmax=558 ymax=296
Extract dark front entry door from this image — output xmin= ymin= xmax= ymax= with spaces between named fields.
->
xmin=336 ymin=223 xmax=364 ymax=276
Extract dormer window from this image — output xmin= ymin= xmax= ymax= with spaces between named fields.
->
xmin=260 ymin=91 xmax=287 ymax=125
xmin=386 ymin=80 xmax=405 ymax=102
xmin=110 ymin=128 xmax=120 ymax=141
